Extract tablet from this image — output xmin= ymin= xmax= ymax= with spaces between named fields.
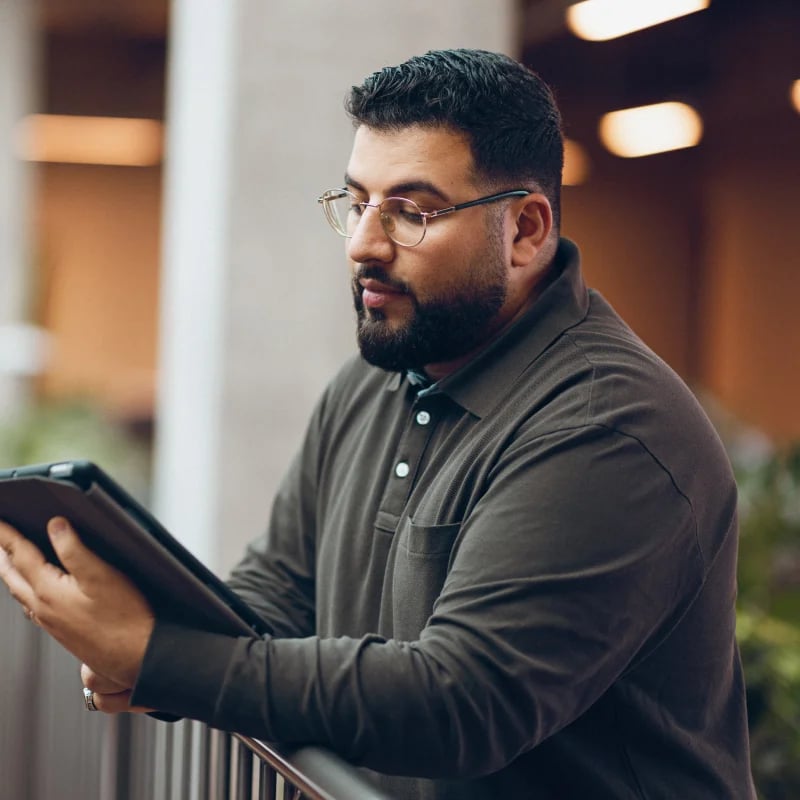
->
xmin=0 ymin=459 xmax=270 ymax=638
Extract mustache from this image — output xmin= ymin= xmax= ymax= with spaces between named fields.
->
xmin=352 ymin=264 xmax=410 ymax=295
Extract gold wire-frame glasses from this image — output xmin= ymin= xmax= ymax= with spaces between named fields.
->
xmin=317 ymin=188 xmax=530 ymax=248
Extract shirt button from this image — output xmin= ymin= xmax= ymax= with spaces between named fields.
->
xmin=395 ymin=461 xmax=410 ymax=478
xmin=415 ymin=410 xmax=431 ymax=426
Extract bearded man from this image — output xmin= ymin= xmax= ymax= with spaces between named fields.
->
xmin=0 ymin=49 xmax=755 ymax=799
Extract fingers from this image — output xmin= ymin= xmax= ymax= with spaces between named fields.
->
xmin=0 ymin=519 xmax=25 ymax=552
xmin=0 ymin=519 xmax=48 ymax=576
xmin=0 ymin=520 xmax=80 ymax=634
xmin=0 ymin=517 xmax=99 ymax=595
xmin=81 ymin=663 xmax=154 ymax=714
xmin=89 ymin=689 xmax=131 ymax=713
xmin=4 ymin=516 xmax=154 ymax=691
xmin=46 ymin=517 xmax=139 ymax=606
xmin=81 ymin=663 xmax=130 ymax=694
xmin=0 ymin=519 xmax=65 ymax=593
xmin=0 ymin=524 xmax=39 ymax=611
xmin=47 ymin=517 xmax=105 ymax=586
xmin=85 ymin=688 xmax=152 ymax=715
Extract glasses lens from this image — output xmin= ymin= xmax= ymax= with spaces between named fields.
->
xmin=381 ymin=197 xmax=425 ymax=247
xmin=323 ymin=191 xmax=360 ymax=237
xmin=321 ymin=192 xmax=426 ymax=246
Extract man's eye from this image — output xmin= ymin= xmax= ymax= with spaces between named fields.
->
xmin=399 ymin=208 xmax=424 ymax=225
xmin=389 ymin=199 xmax=424 ymax=224
xmin=349 ymin=203 xmax=364 ymax=216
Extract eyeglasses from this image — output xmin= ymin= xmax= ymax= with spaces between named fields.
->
xmin=317 ymin=188 xmax=530 ymax=248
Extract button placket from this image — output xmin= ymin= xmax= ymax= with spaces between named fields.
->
xmin=392 ymin=403 xmax=436 ymax=484
xmin=375 ymin=398 xmax=440 ymax=525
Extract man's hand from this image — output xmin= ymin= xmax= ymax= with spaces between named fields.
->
xmin=0 ymin=516 xmax=155 ymax=695
xmin=80 ymin=663 xmax=153 ymax=714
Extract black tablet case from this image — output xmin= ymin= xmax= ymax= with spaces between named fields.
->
xmin=0 ymin=462 xmax=269 ymax=638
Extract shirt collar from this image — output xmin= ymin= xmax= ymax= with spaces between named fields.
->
xmin=432 ymin=237 xmax=589 ymax=418
xmin=406 ymin=368 xmax=433 ymax=389
xmin=382 ymin=238 xmax=589 ymax=414
xmin=385 ymin=369 xmax=438 ymax=395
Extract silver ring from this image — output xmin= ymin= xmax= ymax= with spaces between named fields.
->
xmin=83 ymin=687 xmax=98 ymax=712
xmin=23 ymin=607 xmax=35 ymax=622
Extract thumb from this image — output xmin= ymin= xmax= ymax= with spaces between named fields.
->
xmin=46 ymin=517 xmax=100 ymax=582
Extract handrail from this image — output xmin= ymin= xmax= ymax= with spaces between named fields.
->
xmin=235 ymin=735 xmax=393 ymax=800
xmin=2 ymin=587 xmax=392 ymax=799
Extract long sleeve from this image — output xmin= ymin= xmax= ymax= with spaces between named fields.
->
xmin=131 ymin=425 xmax=724 ymax=779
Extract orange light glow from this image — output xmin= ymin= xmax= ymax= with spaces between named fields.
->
xmin=15 ymin=114 xmax=164 ymax=167
xmin=599 ymin=102 xmax=703 ymax=158
xmin=567 ymin=0 xmax=711 ymax=42
xmin=563 ymin=139 xmax=591 ymax=185
xmin=791 ymin=80 xmax=800 ymax=114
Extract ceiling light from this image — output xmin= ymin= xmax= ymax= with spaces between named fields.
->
xmin=567 ymin=0 xmax=711 ymax=42
xmin=599 ymin=102 xmax=703 ymax=158
xmin=563 ymin=139 xmax=591 ymax=185
xmin=792 ymin=80 xmax=800 ymax=114
xmin=15 ymin=114 xmax=164 ymax=167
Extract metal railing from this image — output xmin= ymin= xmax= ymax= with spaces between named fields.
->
xmin=35 ymin=711 xmax=392 ymax=800
xmin=1 ymin=589 xmax=391 ymax=800
xmin=155 ymin=722 xmax=392 ymax=800
xmin=232 ymin=735 xmax=391 ymax=800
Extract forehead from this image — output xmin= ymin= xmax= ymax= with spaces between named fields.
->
xmin=346 ymin=124 xmax=476 ymax=196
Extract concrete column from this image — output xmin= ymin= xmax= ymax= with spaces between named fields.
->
xmin=155 ymin=0 xmax=516 ymax=573
xmin=0 ymin=0 xmax=39 ymax=420
xmin=0 ymin=8 xmax=45 ymax=800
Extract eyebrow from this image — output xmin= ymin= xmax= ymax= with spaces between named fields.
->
xmin=343 ymin=173 xmax=451 ymax=203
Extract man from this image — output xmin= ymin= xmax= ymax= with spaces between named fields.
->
xmin=0 ymin=49 xmax=755 ymax=798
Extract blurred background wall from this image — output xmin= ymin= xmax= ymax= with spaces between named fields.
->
xmin=2 ymin=1 xmax=795 ymax=493
xmin=3 ymin=1 xmax=799 ymax=511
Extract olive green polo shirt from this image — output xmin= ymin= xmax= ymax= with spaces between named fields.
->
xmin=133 ymin=238 xmax=755 ymax=799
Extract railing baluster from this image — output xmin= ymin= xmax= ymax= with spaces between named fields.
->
xmin=219 ymin=731 xmax=232 ymax=799
xmin=209 ymin=728 xmax=230 ymax=800
xmin=235 ymin=737 xmax=254 ymax=799
xmin=234 ymin=736 xmax=392 ymax=800
xmin=259 ymin=760 xmax=276 ymax=800
xmin=162 ymin=720 xmax=174 ymax=800
xmin=285 ymin=784 xmax=303 ymax=800
xmin=113 ymin=714 xmax=133 ymax=800
xmin=179 ymin=721 xmax=193 ymax=800
xmin=131 ymin=723 xmax=390 ymax=800
xmin=199 ymin=724 xmax=211 ymax=800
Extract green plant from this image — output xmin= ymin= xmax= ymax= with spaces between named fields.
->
xmin=734 ymin=443 xmax=800 ymax=799
xmin=0 ymin=399 xmax=151 ymax=501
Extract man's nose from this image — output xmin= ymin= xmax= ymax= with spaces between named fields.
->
xmin=346 ymin=204 xmax=395 ymax=264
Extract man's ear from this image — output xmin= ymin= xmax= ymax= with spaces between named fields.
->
xmin=510 ymin=193 xmax=553 ymax=267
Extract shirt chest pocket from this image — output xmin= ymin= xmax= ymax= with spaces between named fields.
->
xmin=390 ymin=518 xmax=462 ymax=640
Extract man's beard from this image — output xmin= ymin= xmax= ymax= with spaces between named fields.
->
xmin=351 ymin=243 xmax=508 ymax=374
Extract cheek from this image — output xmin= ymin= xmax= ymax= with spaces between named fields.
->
xmin=402 ymin=243 xmax=464 ymax=296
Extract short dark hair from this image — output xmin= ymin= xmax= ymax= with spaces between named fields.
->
xmin=346 ymin=48 xmax=564 ymax=229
